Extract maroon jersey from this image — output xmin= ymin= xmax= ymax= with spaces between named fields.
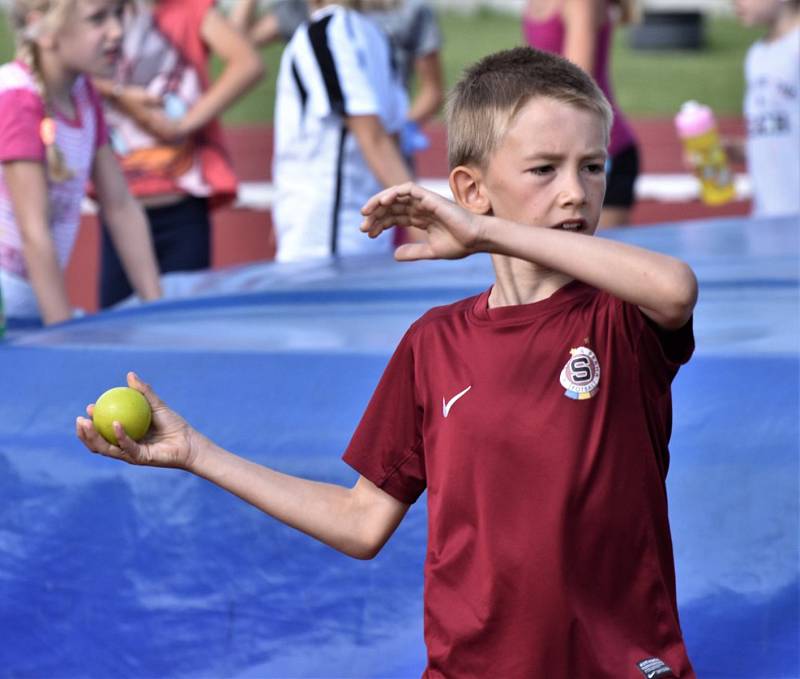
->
xmin=343 ymin=281 xmax=696 ymax=679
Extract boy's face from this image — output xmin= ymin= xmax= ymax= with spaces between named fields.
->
xmin=733 ymin=0 xmax=782 ymax=26
xmin=477 ymin=97 xmax=607 ymax=236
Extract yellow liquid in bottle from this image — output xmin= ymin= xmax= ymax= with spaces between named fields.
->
xmin=683 ymin=130 xmax=736 ymax=206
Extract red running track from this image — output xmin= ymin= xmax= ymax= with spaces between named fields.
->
xmin=66 ymin=118 xmax=749 ymax=312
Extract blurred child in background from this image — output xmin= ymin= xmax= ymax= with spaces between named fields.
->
xmin=230 ymin=0 xmax=444 ymax=168
xmin=228 ymin=0 xmax=310 ymax=47
xmin=92 ymin=0 xmax=263 ymax=308
xmin=729 ymin=0 xmax=799 ymax=217
xmin=270 ymin=0 xmax=413 ymax=261
xmin=523 ymin=0 xmax=641 ymax=228
xmin=0 ymin=0 xmax=161 ymax=326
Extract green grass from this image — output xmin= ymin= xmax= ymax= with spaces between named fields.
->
xmin=0 ymin=9 xmax=763 ymax=124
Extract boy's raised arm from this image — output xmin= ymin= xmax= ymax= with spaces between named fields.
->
xmin=361 ymin=183 xmax=697 ymax=330
xmin=76 ymin=373 xmax=410 ymax=560
xmin=486 ymin=219 xmax=698 ymax=330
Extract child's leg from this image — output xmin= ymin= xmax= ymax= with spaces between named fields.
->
xmin=600 ymin=143 xmax=640 ymax=229
xmin=149 ymin=197 xmax=211 ymax=275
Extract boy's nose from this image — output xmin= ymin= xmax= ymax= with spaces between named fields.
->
xmin=558 ymin=172 xmax=587 ymax=207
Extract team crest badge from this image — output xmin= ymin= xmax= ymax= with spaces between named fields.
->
xmin=559 ymin=346 xmax=600 ymax=400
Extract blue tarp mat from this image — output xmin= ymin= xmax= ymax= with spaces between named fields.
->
xmin=1 ymin=214 xmax=798 ymax=678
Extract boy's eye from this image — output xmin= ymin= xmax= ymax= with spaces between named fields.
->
xmin=585 ymin=163 xmax=605 ymax=174
xmin=528 ymin=165 xmax=554 ymax=176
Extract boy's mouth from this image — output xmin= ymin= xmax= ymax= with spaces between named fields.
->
xmin=552 ymin=219 xmax=588 ymax=232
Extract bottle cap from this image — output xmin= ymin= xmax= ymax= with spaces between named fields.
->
xmin=675 ymin=100 xmax=715 ymax=138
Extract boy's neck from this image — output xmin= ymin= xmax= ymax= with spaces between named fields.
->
xmin=489 ymin=256 xmax=574 ymax=308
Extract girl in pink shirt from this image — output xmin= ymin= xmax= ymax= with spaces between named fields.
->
xmin=0 ymin=0 xmax=161 ymax=326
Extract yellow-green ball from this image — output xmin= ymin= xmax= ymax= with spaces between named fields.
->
xmin=92 ymin=387 xmax=152 ymax=445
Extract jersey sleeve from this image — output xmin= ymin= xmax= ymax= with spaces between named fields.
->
xmin=0 ymin=88 xmax=45 ymax=162
xmin=320 ymin=12 xmax=380 ymax=117
xmin=409 ymin=1 xmax=442 ymax=58
xmin=342 ymin=327 xmax=426 ymax=505
xmin=615 ymin=298 xmax=695 ymax=395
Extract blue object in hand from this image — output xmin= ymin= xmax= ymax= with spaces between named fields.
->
xmin=163 ymin=93 xmax=187 ymax=120
xmin=400 ymin=120 xmax=430 ymax=156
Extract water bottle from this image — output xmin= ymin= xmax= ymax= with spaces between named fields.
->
xmin=675 ymin=101 xmax=736 ymax=206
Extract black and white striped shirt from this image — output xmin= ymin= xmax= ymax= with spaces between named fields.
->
xmin=272 ymin=4 xmax=407 ymax=262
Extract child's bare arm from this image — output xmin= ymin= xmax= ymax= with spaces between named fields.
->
xmin=227 ymin=0 xmax=258 ymax=34
xmin=2 ymin=160 xmax=72 ymax=324
xmin=560 ymin=0 xmax=604 ymax=75
xmin=123 ymin=9 xmax=265 ymax=143
xmin=185 ymin=8 xmax=265 ymax=134
xmin=76 ymin=372 xmax=410 ymax=560
xmin=407 ymin=52 xmax=444 ymax=126
xmin=362 ymin=183 xmax=697 ymax=330
xmin=346 ymin=115 xmax=413 ymax=188
xmin=92 ymin=146 xmax=161 ymax=303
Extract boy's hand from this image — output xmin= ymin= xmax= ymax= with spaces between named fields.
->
xmin=76 ymin=372 xmax=199 ymax=471
xmin=361 ymin=183 xmax=485 ymax=261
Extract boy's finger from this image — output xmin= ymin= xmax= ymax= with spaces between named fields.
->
xmin=76 ymin=416 xmax=123 ymax=457
xmin=113 ymin=421 xmax=140 ymax=455
xmin=395 ymin=243 xmax=434 ymax=262
xmin=127 ymin=371 xmax=162 ymax=410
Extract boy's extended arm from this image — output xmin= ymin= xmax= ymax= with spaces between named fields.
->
xmin=496 ymin=221 xmax=696 ymax=329
xmin=362 ymin=183 xmax=698 ymax=330
xmin=2 ymin=160 xmax=72 ymax=324
xmin=92 ymin=146 xmax=161 ymax=303
xmin=75 ymin=372 xmax=410 ymax=560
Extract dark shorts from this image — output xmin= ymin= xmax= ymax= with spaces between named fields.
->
xmin=604 ymin=143 xmax=640 ymax=209
xmin=99 ymin=195 xmax=210 ymax=309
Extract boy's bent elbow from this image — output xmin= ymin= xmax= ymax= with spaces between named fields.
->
xmin=661 ymin=261 xmax=698 ymax=329
xmin=347 ymin=540 xmax=383 ymax=561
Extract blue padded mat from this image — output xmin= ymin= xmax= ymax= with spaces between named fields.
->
xmin=0 ymin=214 xmax=797 ymax=678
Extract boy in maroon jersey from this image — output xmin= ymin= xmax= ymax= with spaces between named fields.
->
xmin=77 ymin=47 xmax=698 ymax=678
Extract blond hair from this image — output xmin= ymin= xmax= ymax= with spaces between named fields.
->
xmin=446 ymin=47 xmax=613 ymax=170
xmin=10 ymin=0 xmax=79 ymax=182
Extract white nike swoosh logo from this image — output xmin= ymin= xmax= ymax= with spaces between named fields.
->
xmin=442 ymin=385 xmax=471 ymax=418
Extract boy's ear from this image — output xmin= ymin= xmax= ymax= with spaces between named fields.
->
xmin=449 ymin=165 xmax=492 ymax=215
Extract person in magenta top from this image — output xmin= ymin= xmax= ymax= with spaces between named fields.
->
xmin=77 ymin=47 xmax=698 ymax=677
xmin=524 ymin=0 xmax=640 ymax=227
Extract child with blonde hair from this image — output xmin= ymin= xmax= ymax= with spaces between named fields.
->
xmin=0 ymin=0 xmax=161 ymax=325
xmin=78 ymin=46 xmax=698 ymax=676
xmin=270 ymin=0 xmax=413 ymax=260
